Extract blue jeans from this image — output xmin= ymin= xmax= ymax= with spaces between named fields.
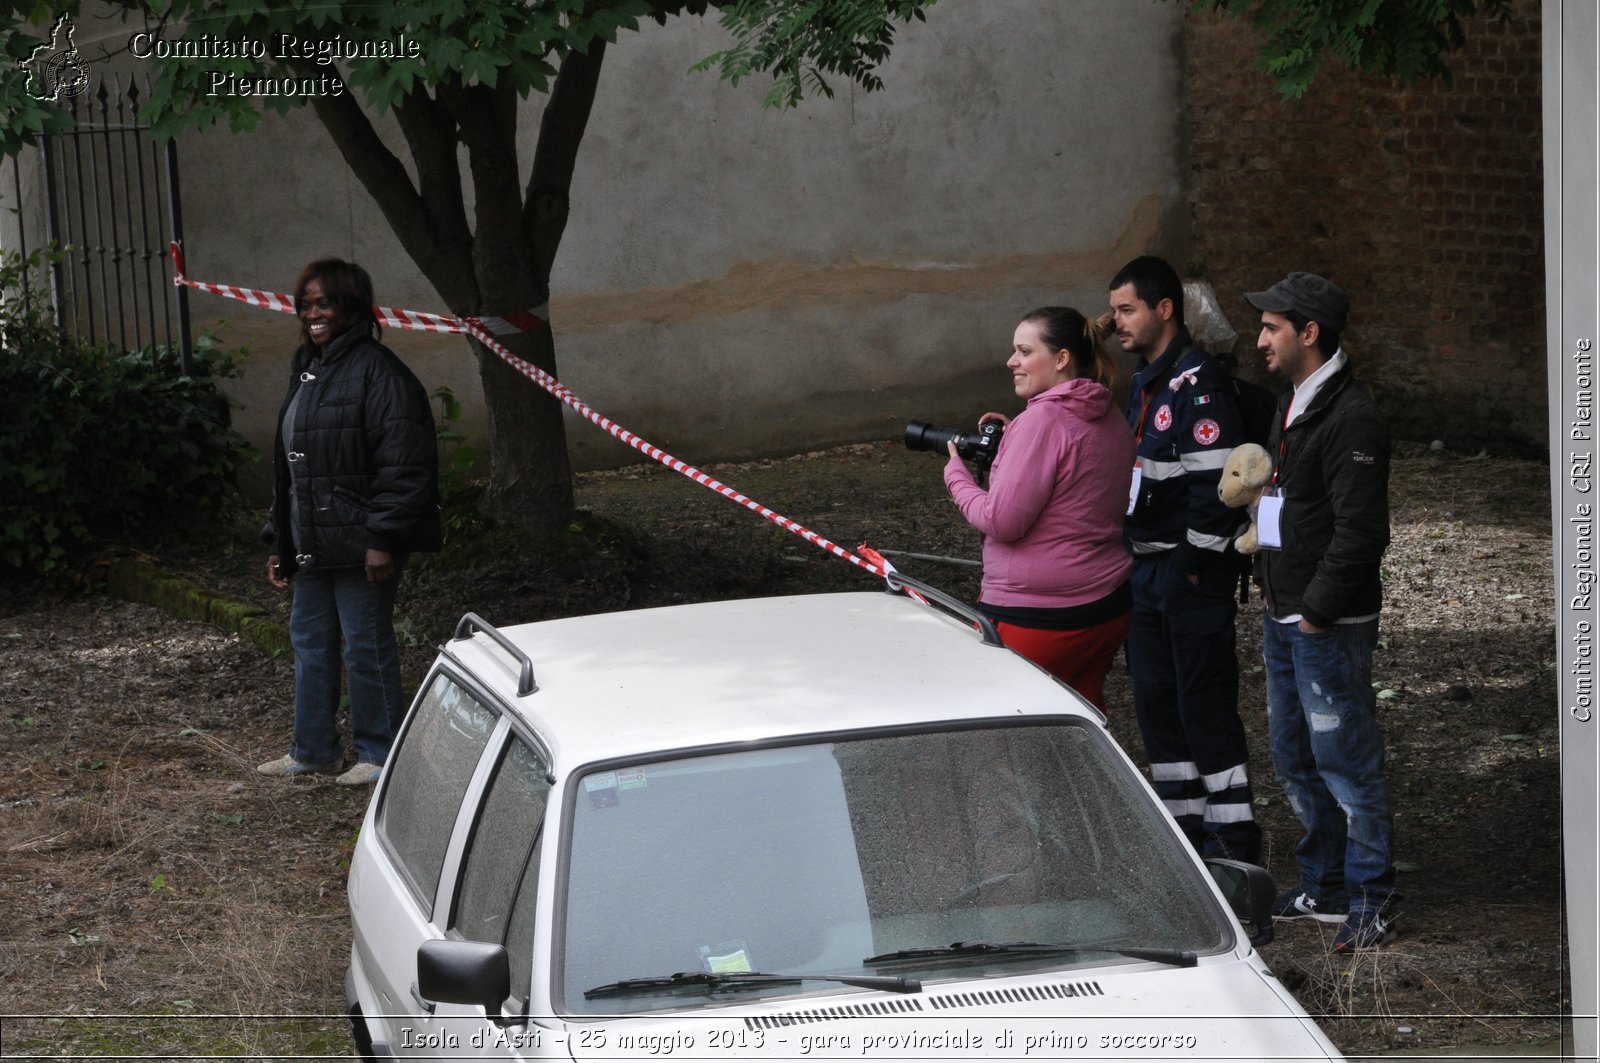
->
xmin=289 ymin=562 xmax=407 ymax=766
xmin=1262 ymin=616 xmax=1395 ymax=912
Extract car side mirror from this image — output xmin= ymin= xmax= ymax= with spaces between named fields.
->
xmin=416 ymin=939 xmax=514 ymax=1024
xmin=1205 ymin=858 xmax=1276 ymax=948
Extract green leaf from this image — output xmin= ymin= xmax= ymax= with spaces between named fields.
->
xmin=433 ymin=386 xmax=463 ymax=422
xmin=1197 ymin=0 xmax=1509 ymax=99
xmin=697 ymin=0 xmax=939 ymax=109
xmin=0 ymin=250 xmax=253 ymax=575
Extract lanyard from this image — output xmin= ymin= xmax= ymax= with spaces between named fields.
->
xmin=1134 ymin=383 xmax=1159 ymax=448
xmin=1271 ymin=403 xmax=1294 ymax=487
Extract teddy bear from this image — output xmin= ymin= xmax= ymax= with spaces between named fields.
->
xmin=1217 ymin=443 xmax=1272 ymax=554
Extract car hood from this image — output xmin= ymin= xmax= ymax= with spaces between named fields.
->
xmin=562 ymin=960 xmax=1342 ymax=1061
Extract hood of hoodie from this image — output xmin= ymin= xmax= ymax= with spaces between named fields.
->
xmin=1028 ymin=377 xmax=1113 ymax=421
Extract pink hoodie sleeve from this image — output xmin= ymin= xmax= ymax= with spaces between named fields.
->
xmin=943 ymin=414 xmax=1059 ymax=543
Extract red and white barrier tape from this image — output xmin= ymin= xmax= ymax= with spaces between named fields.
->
xmin=167 ymin=244 xmax=544 ymax=335
xmin=170 ymin=243 xmax=890 ymax=582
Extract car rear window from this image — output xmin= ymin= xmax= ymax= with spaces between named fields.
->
xmin=377 ymin=672 xmax=498 ymax=915
xmin=452 ymin=735 xmax=551 ymax=1002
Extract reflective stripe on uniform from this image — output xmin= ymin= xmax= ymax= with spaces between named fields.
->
xmin=1205 ymin=801 xmax=1258 ymax=824
xmin=1187 ymin=529 xmax=1233 ymax=551
xmin=1180 ymin=449 xmax=1231 ymax=473
xmin=1137 ymin=456 xmax=1186 ymax=481
xmin=1164 ymin=797 xmax=1209 ymax=818
xmin=1203 ymin=763 xmax=1251 ymax=791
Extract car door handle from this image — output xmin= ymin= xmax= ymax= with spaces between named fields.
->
xmin=409 ymin=981 xmax=437 ymax=1015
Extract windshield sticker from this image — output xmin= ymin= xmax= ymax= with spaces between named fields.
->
xmin=617 ymin=768 xmax=648 ymax=791
xmin=584 ymin=772 xmax=619 ymax=809
xmin=699 ymin=940 xmax=753 ymax=974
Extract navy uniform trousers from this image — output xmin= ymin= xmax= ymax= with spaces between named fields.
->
xmin=1126 ymin=548 xmax=1262 ymax=863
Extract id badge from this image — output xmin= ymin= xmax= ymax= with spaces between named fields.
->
xmin=1126 ymin=465 xmax=1143 ymax=516
xmin=1257 ymin=492 xmax=1284 ymax=550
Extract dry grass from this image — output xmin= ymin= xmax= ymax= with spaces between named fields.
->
xmin=0 ymin=442 xmax=1567 ymax=1058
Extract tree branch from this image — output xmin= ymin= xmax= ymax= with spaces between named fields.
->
xmin=390 ymin=87 xmax=477 ymax=306
xmin=526 ymin=38 xmax=609 ymax=280
xmin=437 ymin=76 xmax=532 ymax=307
xmin=298 ymin=69 xmax=449 ymax=284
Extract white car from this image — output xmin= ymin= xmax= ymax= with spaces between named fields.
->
xmin=344 ymin=578 xmax=1345 ymax=1061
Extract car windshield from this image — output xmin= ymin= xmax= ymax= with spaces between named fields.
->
xmin=558 ymin=721 xmax=1231 ymax=1014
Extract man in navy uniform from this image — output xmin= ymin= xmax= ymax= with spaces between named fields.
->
xmin=1111 ymin=255 xmax=1261 ymax=864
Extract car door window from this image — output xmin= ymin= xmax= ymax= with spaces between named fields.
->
xmin=377 ymin=672 xmax=498 ymax=916
xmin=453 ymin=735 xmax=550 ymax=1003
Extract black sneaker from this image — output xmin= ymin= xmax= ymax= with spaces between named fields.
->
xmin=1271 ymin=889 xmax=1348 ymax=924
xmin=1333 ymin=906 xmax=1398 ymax=952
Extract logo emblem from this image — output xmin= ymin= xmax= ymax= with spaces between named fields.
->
xmin=20 ymin=14 xmax=91 ymax=102
xmin=1193 ymin=419 xmax=1221 ymax=446
xmin=1153 ymin=405 xmax=1173 ymax=432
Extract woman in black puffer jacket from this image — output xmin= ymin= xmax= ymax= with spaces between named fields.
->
xmin=258 ymin=258 xmax=441 ymax=786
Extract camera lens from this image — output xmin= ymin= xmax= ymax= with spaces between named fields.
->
xmin=904 ymin=420 xmax=959 ymax=454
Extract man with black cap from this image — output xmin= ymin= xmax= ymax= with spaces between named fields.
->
xmin=1244 ymin=271 xmax=1398 ymax=953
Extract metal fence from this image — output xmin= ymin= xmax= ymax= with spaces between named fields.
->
xmin=4 ymin=73 xmax=191 ymax=371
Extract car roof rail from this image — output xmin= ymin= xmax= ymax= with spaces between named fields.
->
xmin=453 ymin=613 xmax=538 ymax=696
xmin=884 ymin=572 xmax=1005 ymax=648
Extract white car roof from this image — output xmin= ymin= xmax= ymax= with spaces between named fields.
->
xmin=441 ymin=590 xmax=1101 ymax=772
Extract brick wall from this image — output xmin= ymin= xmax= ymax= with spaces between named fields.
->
xmin=1184 ymin=1 xmax=1546 ymax=453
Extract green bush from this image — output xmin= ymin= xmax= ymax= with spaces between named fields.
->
xmin=1 ymin=250 xmax=255 ymax=576
xmin=432 ymin=384 xmax=487 ymax=546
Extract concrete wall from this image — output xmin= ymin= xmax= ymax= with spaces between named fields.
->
xmin=1545 ymin=4 xmax=1600 ymax=1056
xmin=5 ymin=0 xmax=1189 ymax=498
xmin=548 ymin=1 xmax=1185 ymax=473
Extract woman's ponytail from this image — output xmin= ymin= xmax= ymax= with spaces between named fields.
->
xmin=1024 ymin=306 xmax=1119 ymax=390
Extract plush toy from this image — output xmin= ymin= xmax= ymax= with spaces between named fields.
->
xmin=1217 ymin=443 xmax=1272 ymax=554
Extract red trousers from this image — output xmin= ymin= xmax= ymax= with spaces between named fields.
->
xmin=995 ymin=612 xmax=1131 ymax=711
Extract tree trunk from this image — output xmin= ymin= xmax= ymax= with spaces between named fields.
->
xmin=463 ymin=42 xmax=610 ymax=531
xmin=309 ymin=44 xmax=610 ymax=535
xmin=471 ymin=318 xmax=575 ymax=533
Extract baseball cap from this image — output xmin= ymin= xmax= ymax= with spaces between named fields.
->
xmin=1243 ymin=272 xmax=1349 ymax=332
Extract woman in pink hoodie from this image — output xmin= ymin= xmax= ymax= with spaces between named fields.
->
xmin=944 ymin=307 xmax=1137 ymax=710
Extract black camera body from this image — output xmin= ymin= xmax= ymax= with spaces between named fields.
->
xmin=905 ymin=419 xmax=1004 ymax=472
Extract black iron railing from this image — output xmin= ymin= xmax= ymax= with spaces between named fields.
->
xmin=11 ymin=73 xmax=191 ymax=370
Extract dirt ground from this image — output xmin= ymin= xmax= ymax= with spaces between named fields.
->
xmin=0 ymin=439 xmax=1568 ymax=1059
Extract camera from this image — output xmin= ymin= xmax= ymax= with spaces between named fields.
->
xmin=904 ymin=419 xmax=1004 ymax=472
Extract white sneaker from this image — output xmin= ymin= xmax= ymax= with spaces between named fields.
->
xmin=256 ymin=754 xmax=341 ymax=778
xmin=335 ymin=761 xmax=384 ymax=786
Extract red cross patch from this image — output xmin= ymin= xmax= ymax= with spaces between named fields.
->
xmin=1153 ymin=404 xmax=1173 ymax=432
xmin=1193 ymin=418 xmax=1221 ymax=446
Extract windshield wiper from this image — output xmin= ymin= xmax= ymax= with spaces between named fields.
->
xmin=863 ymin=940 xmax=1197 ymax=969
xmin=584 ymin=970 xmax=922 ymax=1000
